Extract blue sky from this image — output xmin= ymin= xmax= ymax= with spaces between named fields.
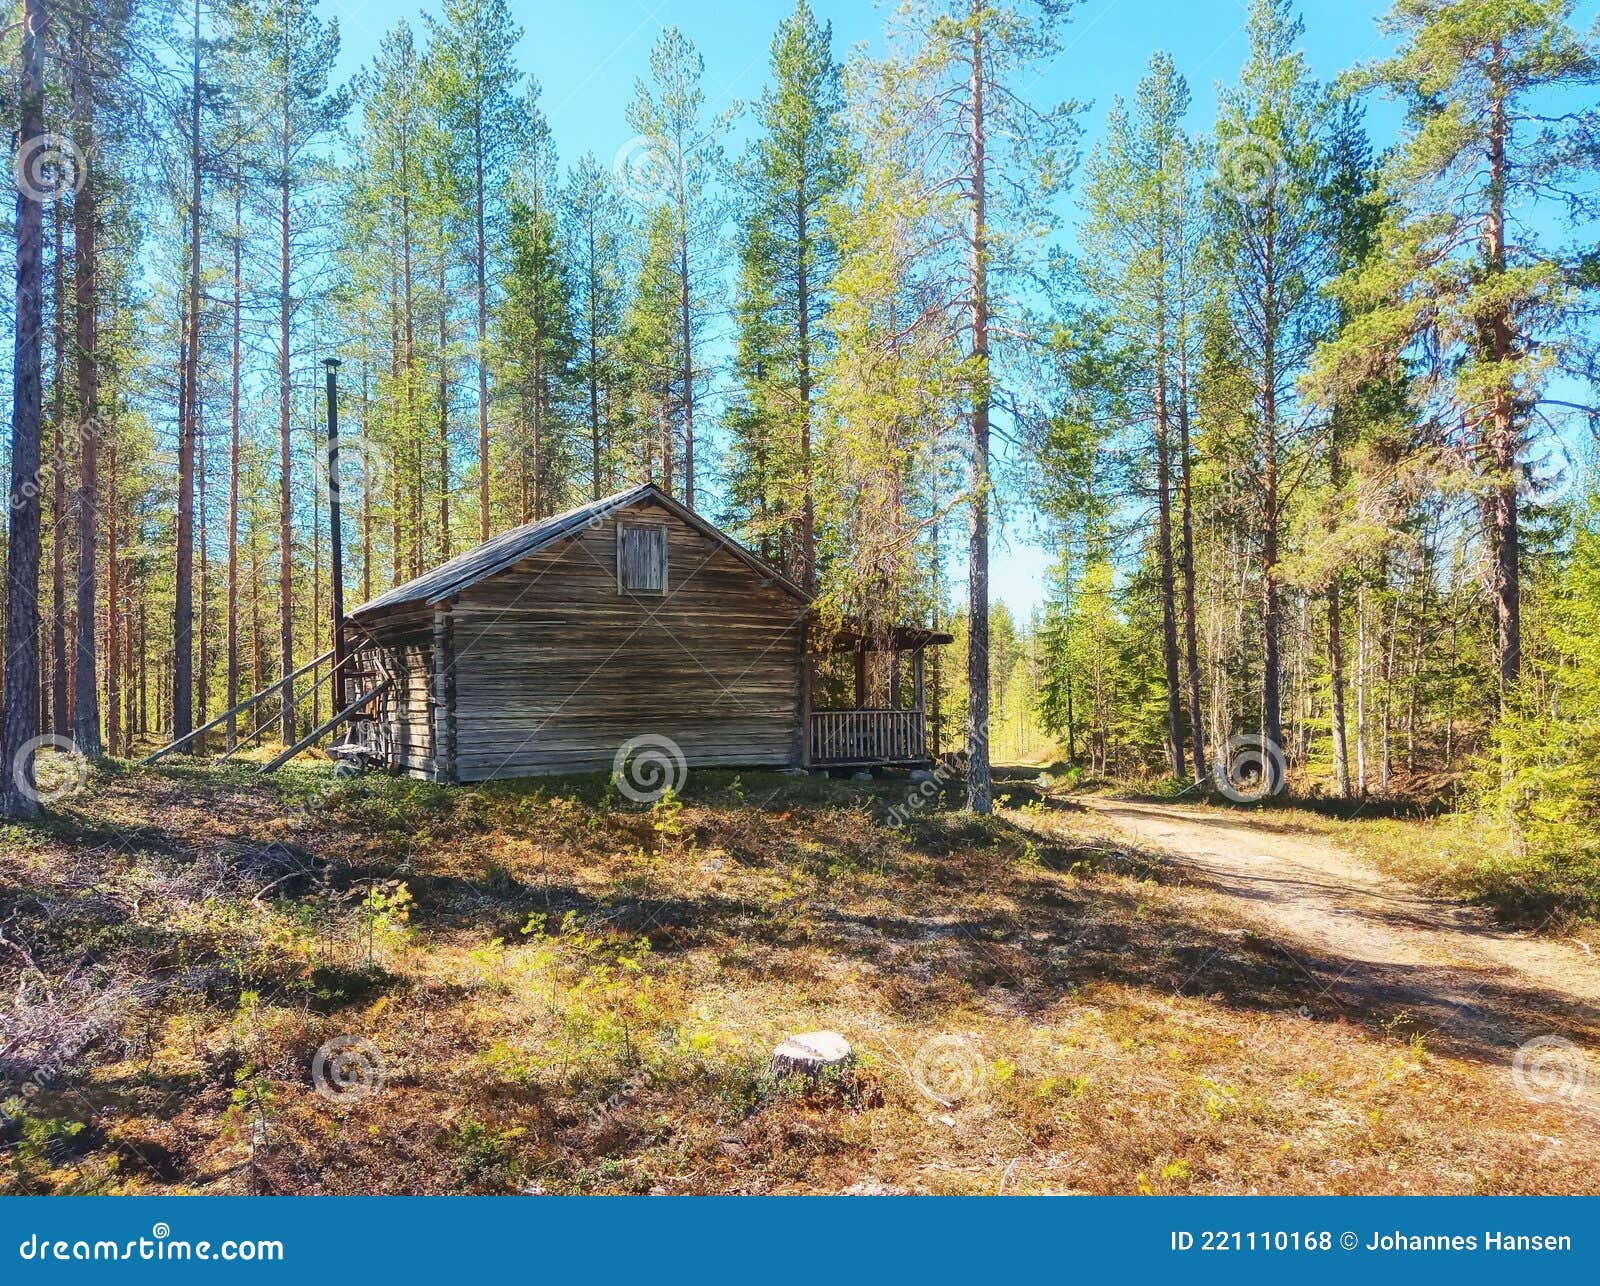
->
xmin=319 ymin=0 xmax=1457 ymax=619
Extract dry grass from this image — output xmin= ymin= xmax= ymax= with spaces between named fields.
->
xmin=1233 ymin=799 xmax=1600 ymax=938
xmin=1 ymin=760 xmax=1594 ymax=1195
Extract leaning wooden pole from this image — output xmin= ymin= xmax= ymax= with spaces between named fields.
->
xmin=145 ymin=647 xmax=334 ymax=763
xmin=257 ymin=678 xmax=391 ymax=775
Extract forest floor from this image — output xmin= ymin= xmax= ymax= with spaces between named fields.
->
xmin=1075 ymin=796 xmax=1600 ymax=1114
xmin=2 ymin=759 xmax=1597 ymax=1195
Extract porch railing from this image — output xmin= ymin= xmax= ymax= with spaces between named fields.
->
xmin=809 ymin=708 xmax=927 ymax=765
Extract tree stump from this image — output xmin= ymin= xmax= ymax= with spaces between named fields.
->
xmin=769 ymin=1031 xmax=854 ymax=1081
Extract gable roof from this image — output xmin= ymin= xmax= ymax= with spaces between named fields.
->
xmin=348 ymin=482 xmax=809 ymax=620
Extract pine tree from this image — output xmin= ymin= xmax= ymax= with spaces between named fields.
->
xmin=1322 ymin=0 xmax=1600 ymax=707
xmin=867 ymin=0 xmax=1083 ymax=813
xmin=426 ymin=0 xmax=524 ymax=541
xmin=562 ymin=154 xmax=629 ymax=500
xmin=236 ymin=0 xmax=345 ymax=744
xmin=726 ymin=0 xmax=849 ymax=592
xmin=816 ymin=43 xmax=962 ymax=663
xmin=350 ymin=21 xmax=426 ymax=583
xmin=1077 ymin=52 xmax=1208 ymax=781
xmin=625 ymin=28 xmax=733 ymax=510
xmin=173 ymin=0 xmax=216 ymax=746
xmin=622 ymin=205 xmax=684 ymax=489
xmin=2 ymin=0 xmax=49 ymax=819
xmin=1211 ymin=0 xmax=1335 ymax=781
xmin=501 ymin=159 xmax=578 ymax=520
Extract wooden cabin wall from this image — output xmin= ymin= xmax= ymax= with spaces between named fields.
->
xmin=444 ymin=502 xmax=806 ymax=782
xmin=358 ymin=611 xmax=436 ymax=778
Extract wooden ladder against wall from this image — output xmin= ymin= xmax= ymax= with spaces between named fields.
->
xmin=140 ymin=646 xmax=393 ymax=773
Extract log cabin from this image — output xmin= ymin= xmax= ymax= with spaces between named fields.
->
xmin=339 ymin=483 xmax=950 ymax=784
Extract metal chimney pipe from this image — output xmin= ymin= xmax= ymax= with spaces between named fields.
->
xmin=324 ymin=357 xmax=347 ymax=712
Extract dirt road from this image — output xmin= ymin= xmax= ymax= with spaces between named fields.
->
xmin=1074 ymin=796 xmax=1600 ymax=1119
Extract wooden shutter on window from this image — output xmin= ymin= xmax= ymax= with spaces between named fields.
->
xmin=617 ymin=523 xmax=668 ymax=594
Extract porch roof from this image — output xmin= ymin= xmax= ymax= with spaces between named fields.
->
xmin=811 ymin=623 xmax=954 ymax=653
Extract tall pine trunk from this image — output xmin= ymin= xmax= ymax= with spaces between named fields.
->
xmin=71 ymin=18 xmax=103 ymax=762
xmin=677 ymin=188 xmax=694 ymax=509
xmin=197 ymin=361 xmax=209 ymax=749
xmin=1259 ymin=223 xmax=1283 ymax=786
xmin=796 ymin=170 xmax=815 ymax=596
xmin=965 ymin=8 xmax=992 ymax=815
xmin=105 ymin=432 xmax=120 ymax=756
xmin=1154 ymin=366 xmax=1184 ymax=780
xmin=50 ymin=201 xmax=70 ymax=737
xmin=586 ymin=215 xmax=602 ymax=501
xmin=473 ymin=102 xmax=491 ymax=539
xmin=1 ymin=0 xmax=48 ymax=819
xmin=1326 ymin=429 xmax=1350 ymax=797
xmin=173 ymin=0 xmax=201 ymax=744
xmin=226 ymin=172 xmax=242 ymax=745
xmin=1177 ymin=393 xmax=1204 ymax=780
xmin=1485 ymin=49 xmax=1519 ymax=706
xmin=388 ymin=269 xmax=403 ymax=588
xmin=437 ymin=248 xmax=452 ymax=555
xmin=1355 ymin=580 xmax=1367 ymax=795
xmin=361 ymin=360 xmax=373 ymax=603
xmin=277 ymin=102 xmax=296 ymax=746
xmin=1175 ymin=194 xmax=1204 ymax=781
xmin=1328 ymin=579 xmax=1351 ymax=797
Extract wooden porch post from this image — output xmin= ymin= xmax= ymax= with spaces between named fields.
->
xmin=912 ymin=647 xmax=927 ymax=761
xmin=888 ymin=645 xmax=902 ymax=710
xmin=853 ymin=646 xmax=866 ymax=710
xmin=799 ymin=644 xmax=814 ymax=768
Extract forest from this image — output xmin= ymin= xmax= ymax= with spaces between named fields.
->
xmin=0 ymin=0 xmax=1597 ymax=851
xmin=5 ymin=0 xmax=1600 ymax=1201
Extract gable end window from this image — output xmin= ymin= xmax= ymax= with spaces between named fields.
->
xmin=617 ymin=523 xmax=668 ymax=595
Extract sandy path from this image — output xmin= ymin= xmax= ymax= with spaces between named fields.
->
xmin=1074 ymin=796 xmax=1600 ymax=1115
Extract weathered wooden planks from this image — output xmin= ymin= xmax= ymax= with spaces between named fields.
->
xmin=444 ymin=500 xmax=806 ymax=783
xmin=616 ymin=521 xmax=669 ymax=594
xmin=352 ymin=490 xmax=817 ymax=784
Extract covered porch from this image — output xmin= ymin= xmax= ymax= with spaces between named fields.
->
xmin=804 ymin=623 xmax=953 ymax=768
